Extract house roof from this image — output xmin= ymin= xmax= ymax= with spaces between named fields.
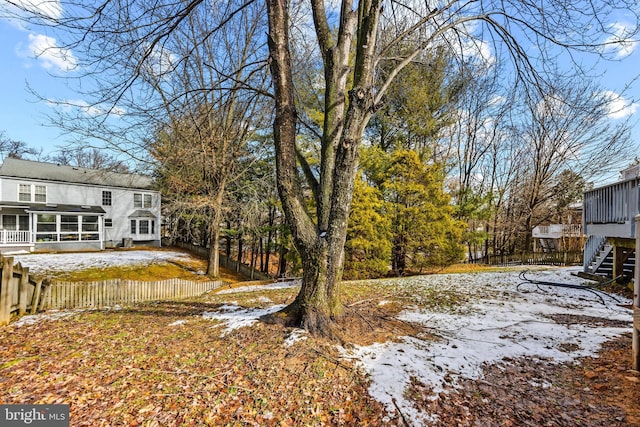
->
xmin=0 ymin=201 xmax=106 ymax=214
xmin=28 ymin=204 xmax=106 ymax=214
xmin=128 ymin=210 xmax=157 ymax=218
xmin=0 ymin=158 xmax=154 ymax=190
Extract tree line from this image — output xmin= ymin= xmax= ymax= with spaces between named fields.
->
xmin=4 ymin=0 xmax=638 ymax=335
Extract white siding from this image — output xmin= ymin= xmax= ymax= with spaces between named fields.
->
xmin=0 ymin=177 xmax=161 ymax=248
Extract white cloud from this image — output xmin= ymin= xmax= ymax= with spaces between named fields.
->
xmin=50 ymin=99 xmax=126 ymax=117
xmin=604 ymin=22 xmax=638 ymax=59
xmin=19 ymin=33 xmax=77 ymax=72
xmin=460 ymin=36 xmax=495 ymax=67
xmin=602 ymin=90 xmax=638 ymax=119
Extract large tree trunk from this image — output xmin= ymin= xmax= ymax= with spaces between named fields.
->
xmin=265 ymin=0 xmax=380 ymax=336
xmin=206 ymin=204 xmax=222 ymax=277
xmin=206 ymin=191 xmax=226 ymax=277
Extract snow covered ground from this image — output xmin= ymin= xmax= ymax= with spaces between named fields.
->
xmin=8 ymin=254 xmax=632 ymax=424
xmin=9 ymin=250 xmax=190 ymax=276
xmin=202 ymin=266 xmax=632 ymax=425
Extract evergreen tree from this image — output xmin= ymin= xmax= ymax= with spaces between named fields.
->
xmin=362 ymin=147 xmax=465 ymax=275
xmin=343 ymin=174 xmax=392 ymax=279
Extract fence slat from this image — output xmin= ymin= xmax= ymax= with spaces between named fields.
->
xmin=18 ymin=266 xmax=29 ymax=315
xmin=0 ymin=257 xmax=14 ymax=325
xmin=30 ymin=279 xmax=43 ymax=315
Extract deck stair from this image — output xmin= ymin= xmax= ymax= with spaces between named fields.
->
xmin=584 ymin=241 xmax=636 ymax=279
xmin=538 ymin=238 xmax=558 ymax=252
xmin=587 ymin=244 xmax=613 ymax=276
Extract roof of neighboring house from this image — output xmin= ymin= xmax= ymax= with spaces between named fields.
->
xmin=0 ymin=158 xmax=154 ymax=190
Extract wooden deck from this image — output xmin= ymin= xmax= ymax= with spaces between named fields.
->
xmin=583 ymin=176 xmax=640 ymax=239
xmin=584 ymin=168 xmax=640 ymax=368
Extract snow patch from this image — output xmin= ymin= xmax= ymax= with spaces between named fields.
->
xmin=203 ymin=304 xmax=286 ymax=336
xmin=339 ymin=268 xmax=632 ymax=425
xmin=12 ymin=250 xmax=189 ymax=275
xmin=216 ymin=281 xmax=300 ymax=295
xmin=284 ymin=329 xmax=308 ymax=347
xmin=168 ymin=320 xmax=188 ymax=327
xmin=11 ymin=310 xmax=78 ymax=327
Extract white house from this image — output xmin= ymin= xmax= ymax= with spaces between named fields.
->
xmin=0 ymin=158 xmax=161 ymax=252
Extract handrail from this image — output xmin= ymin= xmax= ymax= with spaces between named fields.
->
xmin=584 ymin=177 xmax=640 ymax=225
xmin=583 ymin=235 xmax=606 ymax=272
xmin=0 ymin=230 xmax=30 ymax=244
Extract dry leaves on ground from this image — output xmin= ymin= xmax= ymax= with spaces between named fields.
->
xmin=0 ymin=285 xmax=638 ymax=426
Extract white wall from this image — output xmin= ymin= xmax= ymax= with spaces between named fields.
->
xmin=0 ymin=177 xmax=161 ymax=246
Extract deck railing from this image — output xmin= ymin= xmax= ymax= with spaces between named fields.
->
xmin=533 ymin=224 xmax=582 ymax=239
xmin=583 ymin=177 xmax=640 ymax=239
xmin=0 ymin=230 xmax=30 ymax=245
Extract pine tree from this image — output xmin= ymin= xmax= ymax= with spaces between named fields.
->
xmin=362 ymin=147 xmax=465 ymax=275
xmin=343 ymin=174 xmax=392 ymax=279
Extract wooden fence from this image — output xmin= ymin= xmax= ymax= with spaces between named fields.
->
xmin=467 ymin=251 xmax=583 ymax=266
xmin=44 ymin=278 xmax=223 ymax=310
xmin=0 ymin=255 xmax=51 ymax=326
xmin=0 ymin=253 xmax=224 ymax=325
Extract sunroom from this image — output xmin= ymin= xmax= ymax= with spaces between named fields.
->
xmin=0 ymin=202 xmax=106 ymax=252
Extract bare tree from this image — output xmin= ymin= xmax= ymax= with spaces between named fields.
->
xmin=146 ymin=2 xmax=271 ymax=276
xmin=0 ymin=131 xmax=40 ymax=161
xmin=6 ymin=0 xmax=639 ymax=336
xmin=505 ymin=78 xmax=632 ymax=250
xmin=47 ymin=147 xmax=130 ymax=172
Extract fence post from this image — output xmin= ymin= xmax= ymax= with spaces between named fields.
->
xmin=38 ymin=280 xmax=51 ymax=312
xmin=30 ymin=278 xmax=43 ymax=315
xmin=0 ymin=256 xmax=14 ymax=325
xmin=18 ymin=266 xmax=29 ymax=315
xmin=634 ymin=214 xmax=640 ymax=370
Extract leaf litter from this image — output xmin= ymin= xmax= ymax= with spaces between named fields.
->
xmin=1 ymin=263 xmax=637 ymax=426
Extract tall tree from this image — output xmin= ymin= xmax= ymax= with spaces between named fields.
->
xmin=47 ymin=147 xmax=130 ymax=172
xmin=9 ymin=0 xmax=639 ymax=336
xmin=343 ymin=173 xmax=392 ymax=280
xmin=361 ymin=147 xmax=465 ymax=275
xmin=0 ymin=131 xmax=40 ymax=161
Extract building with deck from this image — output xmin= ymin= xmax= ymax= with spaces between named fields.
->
xmin=0 ymin=158 xmax=161 ymax=253
xmin=532 ymin=202 xmax=584 ymax=253
xmin=582 ymin=165 xmax=640 ymax=280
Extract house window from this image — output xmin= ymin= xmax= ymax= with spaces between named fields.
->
xmin=18 ymin=184 xmax=31 ymax=202
xmin=34 ymin=185 xmax=46 ymax=203
xmin=134 ymin=193 xmax=152 ymax=208
xmin=131 ymin=219 xmax=136 ymax=234
xmin=81 ymin=216 xmax=99 ymax=240
xmin=19 ymin=216 xmax=28 ymax=231
xmin=139 ymin=220 xmax=149 ymax=234
xmin=104 ymin=218 xmax=113 ymax=227
xmin=18 ymin=184 xmax=46 ymax=203
xmin=2 ymin=215 xmax=16 ymax=230
xmin=2 ymin=215 xmax=29 ymax=231
xmin=36 ymin=214 xmax=57 ymax=242
xmin=60 ymin=215 xmax=78 ymax=232
xmin=35 ymin=214 xmax=101 ymax=242
xmin=102 ymin=191 xmax=112 ymax=206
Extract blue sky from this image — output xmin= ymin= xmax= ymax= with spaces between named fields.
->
xmin=0 ymin=1 xmax=639 ymax=165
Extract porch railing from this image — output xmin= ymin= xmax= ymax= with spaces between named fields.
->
xmin=532 ymin=224 xmax=582 ymax=239
xmin=583 ymin=177 xmax=640 ymax=239
xmin=0 ymin=230 xmax=30 ymax=245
